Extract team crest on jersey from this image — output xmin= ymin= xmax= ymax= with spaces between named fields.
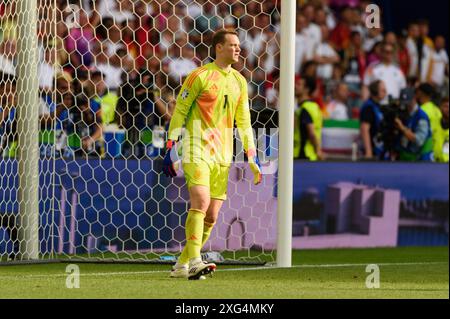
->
xmin=181 ymin=89 xmax=189 ymax=100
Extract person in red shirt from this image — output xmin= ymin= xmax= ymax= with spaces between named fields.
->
xmin=330 ymin=6 xmax=353 ymax=55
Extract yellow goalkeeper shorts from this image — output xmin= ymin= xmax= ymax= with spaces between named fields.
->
xmin=182 ymin=161 xmax=230 ymax=200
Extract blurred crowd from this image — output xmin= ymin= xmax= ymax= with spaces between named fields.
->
xmin=0 ymin=0 xmax=448 ymax=162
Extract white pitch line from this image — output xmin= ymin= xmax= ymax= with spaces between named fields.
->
xmin=0 ymin=262 xmax=446 ymax=280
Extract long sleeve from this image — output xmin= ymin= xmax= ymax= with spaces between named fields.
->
xmin=235 ymin=79 xmax=256 ymax=156
xmin=167 ymin=69 xmax=203 ymax=141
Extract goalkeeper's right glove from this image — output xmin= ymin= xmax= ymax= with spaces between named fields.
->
xmin=162 ymin=140 xmax=179 ymax=178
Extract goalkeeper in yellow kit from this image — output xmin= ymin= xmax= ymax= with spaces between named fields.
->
xmin=162 ymin=29 xmax=262 ymax=280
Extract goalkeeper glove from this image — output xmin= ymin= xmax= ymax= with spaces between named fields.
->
xmin=162 ymin=140 xmax=179 ymax=177
xmin=248 ymin=154 xmax=262 ymax=185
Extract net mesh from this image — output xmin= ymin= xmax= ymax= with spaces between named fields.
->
xmin=0 ymin=0 xmax=280 ymax=264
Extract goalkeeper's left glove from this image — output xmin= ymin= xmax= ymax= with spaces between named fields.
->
xmin=162 ymin=140 xmax=179 ymax=178
xmin=248 ymin=154 xmax=262 ymax=185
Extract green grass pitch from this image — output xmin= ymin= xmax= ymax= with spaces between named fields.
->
xmin=0 ymin=246 xmax=448 ymax=299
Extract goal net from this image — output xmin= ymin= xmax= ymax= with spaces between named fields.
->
xmin=0 ymin=0 xmax=280 ymax=265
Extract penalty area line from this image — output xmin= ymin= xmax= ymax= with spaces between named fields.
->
xmin=0 ymin=261 xmax=446 ymax=280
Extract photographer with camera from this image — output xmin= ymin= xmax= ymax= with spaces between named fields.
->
xmin=359 ymin=80 xmax=387 ymax=160
xmin=394 ymin=87 xmax=433 ymax=161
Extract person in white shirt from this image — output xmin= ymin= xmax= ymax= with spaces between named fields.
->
xmin=97 ymin=0 xmax=134 ymax=24
xmin=363 ymin=42 xmax=406 ymax=102
xmin=315 ymin=25 xmax=340 ymax=81
xmin=429 ymin=35 xmax=449 ymax=88
xmin=406 ymin=21 xmax=433 ymax=82
xmin=295 ymin=14 xmax=309 ymax=75
xmin=167 ymin=40 xmax=198 ymax=83
xmin=302 ymin=4 xmax=322 ymax=61
xmin=326 ymin=83 xmax=350 ymax=120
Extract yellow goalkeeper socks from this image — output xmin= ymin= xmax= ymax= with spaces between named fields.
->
xmin=201 ymin=220 xmax=215 ymax=248
xmin=177 ymin=209 xmax=205 ymax=266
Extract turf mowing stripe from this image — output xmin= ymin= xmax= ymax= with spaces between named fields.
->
xmin=0 ymin=262 xmax=446 ymax=280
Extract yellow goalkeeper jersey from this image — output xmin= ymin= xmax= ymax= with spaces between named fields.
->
xmin=168 ymin=62 xmax=256 ymax=166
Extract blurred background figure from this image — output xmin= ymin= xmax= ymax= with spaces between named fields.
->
xmin=325 ymin=82 xmax=350 ymax=120
xmin=434 ymin=97 xmax=449 ymax=162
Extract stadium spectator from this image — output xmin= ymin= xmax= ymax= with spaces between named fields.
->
xmin=434 ymin=97 xmax=449 ymax=162
xmin=248 ymin=67 xmax=267 ymax=111
xmin=359 ymin=80 xmax=387 ymax=159
xmin=266 ymin=77 xmax=280 ymax=110
xmin=260 ymin=28 xmax=280 ymax=75
xmin=65 ymin=8 xmax=95 ymax=68
xmin=342 ymin=31 xmax=366 ymax=108
xmin=0 ymin=40 xmax=15 ymax=76
xmin=294 ymin=77 xmax=324 ymax=161
xmin=295 ymin=13 xmax=309 ymax=75
xmin=397 ymin=32 xmax=411 ymax=77
xmin=0 ymin=73 xmax=17 ymax=157
xmin=302 ymin=3 xmax=322 ymax=61
xmin=315 ymin=0 xmax=337 ymax=30
xmin=366 ymin=41 xmax=382 ymax=66
xmin=363 ymin=25 xmax=384 ymax=53
xmin=39 ymin=71 xmax=72 ymax=157
xmin=363 ymin=42 xmax=406 ymax=102
xmin=66 ymin=94 xmax=103 ymax=157
xmin=0 ymin=0 xmax=16 ymax=41
xmin=429 ymin=35 xmax=449 ymax=92
xmin=325 ymin=82 xmax=350 ymax=120
xmin=406 ymin=21 xmax=433 ymax=83
xmin=418 ymin=19 xmax=434 ymax=50
xmin=395 ymin=87 xmax=433 ymax=161
xmin=94 ymin=41 xmax=124 ymax=91
xmin=116 ymin=70 xmax=160 ymax=158
xmin=315 ymin=25 xmax=340 ymax=81
xmin=90 ymin=69 xmax=118 ymax=126
xmin=96 ymin=0 xmax=135 ymax=25
xmin=166 ymin=35 xmax=198 ymax=85
xmin=240 ymin=16 xmax=268 ymax=69
xmin=330 ymin=6 xmax=353 ymax=55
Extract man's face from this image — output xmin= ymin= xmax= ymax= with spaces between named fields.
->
xmin=56 ymin=78 xmax=72 ymax=107
xmin=217 ymin=34 xmax=241 ymax=64
xmin=337 ymin=84 xmax=348 ymax=100
xmin=419 ymin=23 xmax=429 ymax=37
xmin=381 ymin=45 xmax=394 ymax=64
xmin=409 ymin=24 xmax=420 ymax=39
xmin=435 ymin=36 xmax=445 ymax=51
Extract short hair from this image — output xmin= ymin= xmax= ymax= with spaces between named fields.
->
xmin=369 ymin=80 xmax=383 ymax=97
xmin=416 ymin=83 xmax=435 ymax=97
xmin=303 ymin=76 xmax=317 ymax=95
xmin=211 ymin=29 xmax=239 ymax=57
